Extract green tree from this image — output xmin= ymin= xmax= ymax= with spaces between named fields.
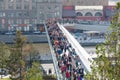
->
xmin=25 ymin=62 xmax=43 ymax=80
xmin=7 ymin=31 xmax=26 ymax=80
xmin=85 ymin=2 xmax=120 ymax=80
xmin=0 ymin=42 xmax=10 ymax=79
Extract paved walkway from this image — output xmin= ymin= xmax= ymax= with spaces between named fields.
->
xmin=47 ymin=21 xmax=84 ymax=80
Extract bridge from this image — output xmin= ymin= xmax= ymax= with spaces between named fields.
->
xmin=57 ymin=23 xmax=93 ymax=72
xmin=45 ymin=22 xmax=94 ymax=80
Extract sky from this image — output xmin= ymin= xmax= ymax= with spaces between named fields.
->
xmin=109 ymin=0 xmax=120 ymax=5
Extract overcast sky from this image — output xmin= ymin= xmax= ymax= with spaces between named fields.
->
xmin=109 ymin=0 xmax=120 ymax=5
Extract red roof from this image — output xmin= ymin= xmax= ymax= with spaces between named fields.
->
xmin=63 ymin=6 xmax=74 ymax=10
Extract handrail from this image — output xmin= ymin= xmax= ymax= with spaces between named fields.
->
xmin=57 ymin=23 xmax=93 ymax=73
xmin=44 ymin=23 xmax=63 ymax=80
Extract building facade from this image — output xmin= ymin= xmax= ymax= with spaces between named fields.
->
xmin=0 ymin=0 xmax=37 ymax=31
xmin=75 ymin=6 xmax=103 ymax=21
xmin=0 ymin=0 xmax=110 ymax=31
xmin=62 ymin=0 xmax=108 ymax=6
xmin=36 ymin=1 xmax=62 ymax=24
xmin=0 ymin=0 xmax=62 ymax=32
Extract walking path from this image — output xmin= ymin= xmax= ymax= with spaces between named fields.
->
xmin=46 ymin=21 xmax=84 ymax=80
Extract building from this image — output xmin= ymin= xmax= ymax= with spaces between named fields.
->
xmin=62 ymin=0 xmax=109 ymax=19
xmin=75 ymin=6 xmax=103 ymax=21
xmin=0 ymin=0 xmax=36 ymax=32
xmin=0 ymin=0 xmax=110 ymax=31
xmin=0 ymin=0 xmax=62 ymax=32
xmin=62 ymin=0 xmax=108 ymax=6
xmin=36 ymin=1 xmax=62 ymax=24
xmin=62 ymin=6 xmax=76 ymax=18
xmin=103 ymin=6 xmax=115 ymax=20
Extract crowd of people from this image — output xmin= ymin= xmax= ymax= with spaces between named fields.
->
xmin=58 ymin=18 xmax=110 ymax=25
xmin=46 ymin=21 xmax=84 ymax=80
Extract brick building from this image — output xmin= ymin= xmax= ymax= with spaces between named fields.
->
xmin=0 ymin=0 xmax=109 ymax=31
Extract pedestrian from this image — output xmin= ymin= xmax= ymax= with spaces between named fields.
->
xmin=65 ymin=70 xmax=70 ymax=80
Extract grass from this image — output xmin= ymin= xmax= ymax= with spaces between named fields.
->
xmin=0 ymin=78 xmax=11 ymax=80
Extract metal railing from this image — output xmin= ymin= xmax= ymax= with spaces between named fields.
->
xmin=57 ymin=23 xmax=93 ymax=73
xmin=44 ymin=23 xmax=63 ymax=80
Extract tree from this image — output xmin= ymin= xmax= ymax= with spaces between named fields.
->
xmin=0 ymin=42 xmax=10 ymax=79
xmin=25 ymin=62 xmax=43 ymax=80
xmin=21 ymin=42 xmax=40 ymax=68
xmin=7 ymin=31 xmax=26 ymax=80
xmin=85 ymin=2 xmax=120 ymax=80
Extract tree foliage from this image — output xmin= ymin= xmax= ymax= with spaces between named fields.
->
xmin=7 ymin=31 xmax=26 ymax=80
xmin=25 ymin=62 xmax=43 ymax=80
xmin=85 ymin=2 xmax=120 ymax=80
xmin=0 ymin=43 xmax=10 ymax=79
xmin=0 ymin=31 xmax=43 ymax=80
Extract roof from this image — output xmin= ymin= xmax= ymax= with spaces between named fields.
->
xmin=62 ymin=10 xmax=76 ymax=17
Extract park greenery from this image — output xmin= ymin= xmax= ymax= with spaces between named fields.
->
xmin=0 ymin=31 xmax=43 ymax=80
xmin=85 ymin=2 xmax=120 ymax=80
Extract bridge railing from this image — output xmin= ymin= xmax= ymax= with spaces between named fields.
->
xmin=44 ymin=23 xmax=63 ymax=80
xmin=57 ymin=23 xmax=93 ymax=73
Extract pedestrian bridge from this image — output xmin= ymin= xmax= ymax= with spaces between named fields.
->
xmin=45 ymin=22 xmax=94 ymax=80
xmin=57 ymin=23 xmax=93 ymax=72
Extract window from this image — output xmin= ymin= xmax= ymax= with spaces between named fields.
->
xmin=54 ymin=12 xmax=60 ymax=17
xmin=32 ymin=0 xmax=36 ymax=2
xmin=39 ymin=6 xmax=44 ymax=9
xmin=47 ymin=6 xmax=51 ymax=10
xmin=23 ymin=11 xmax=29 ymax=17
xmin=0 ymin=3 xmax=4 ymax=10
xmin=24 ymin=4 xmax=29 ymax=9
xmin=55 ymin=5 xmax=59 ymax=10
xmin=47 ymin=14 xmax=53 ymax=18
xmin=24 ymin=0 xmax=29 ymax=2
xmin=43 ymin=0 xmax=48 ymax=2
xmin=32 ymin=4 xmax=36 ymax=10
xmin=85 ymin=12 xmax=93 ymax=16
xmin=16 ymin=4 xmax=21 ymax=9
xmin=39 ymin=12 xmax=44 ymax=20
xmin=8 ymin=19 xmax=14 ymax=24
xmin=0 ymin=12 xmax=5 ymax=17
xmin=16 ymin=19 xmax=22 ymax=24
xmin=16 ymin=12 xmax=22 ymax=17
xmin=31 ymin=11 xmax=36 ymax=17
xmin=8 ymin=0 xmax=14 ymax=3
xmin=8 ymin=4 xmax=14 ymax=9
xmin=32 ymin=19 xmax=37 ymax=24
xmin=95 ymin=12 xmax=102 ymax=16
xmin=76 ymin=12 xmax=83 ymax=16
xmin=16 ymin=0 xmax=21 ymax=2
xmin=1 ymin=19 xmax=5 ymax=25
xmin=24 ymin=19 xmax=29 ymax=24
xmin=8 ymin=12 xmax=14 ymax=17
xmin=16 ymin=27 xmax=21 ymax=31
